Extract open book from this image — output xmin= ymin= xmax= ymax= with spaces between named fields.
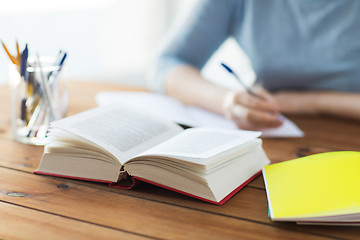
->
xmin=96 ymin=91 xmax=304 ymax=138
xmin=263 ymin=151 xmax=360 ymax=225
xmin=35 ymin=106 xmax=270 ymax=205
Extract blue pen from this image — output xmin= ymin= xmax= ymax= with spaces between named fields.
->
xmin=47 ymin=50 xmax=67 ymax=80
xmin=20 ymin=44 xmax=29 ymax=122
xmin=57 ymin=51 xmax=67 ymax=70
xmin=221 ymin=62 xmax=283 ymax=121
xmin=20 ymin=44 xmax=28 ymax=79
xmin=46 ymin=51 xmax=67 ymax=91
xmin=221 ymin=62 xmax=259 ymax=98
xmin=53 ymin=50 xmax=67 ymax=70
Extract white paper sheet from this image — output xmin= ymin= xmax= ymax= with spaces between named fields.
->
xmin=95 ymin=91 xmax=304 ymax=138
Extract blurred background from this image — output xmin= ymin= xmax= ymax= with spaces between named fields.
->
xmin=0 ymin=0 xmax=254 ymax=89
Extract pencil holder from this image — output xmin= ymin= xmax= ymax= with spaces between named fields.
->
xmin=9 ymin=57 xmax=68 ymax=145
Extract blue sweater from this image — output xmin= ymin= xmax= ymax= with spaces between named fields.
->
xmin=149 ymin=0 xmax=360 ymax=93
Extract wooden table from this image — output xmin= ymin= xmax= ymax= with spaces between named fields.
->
xmin=0 ymin=81 xmax=359 ymax=239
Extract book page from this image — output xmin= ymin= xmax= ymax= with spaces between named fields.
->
xmin=96 ymin=91 xmax=304 ymax=137
xmin=50 ymin=105 xmax=183 ymax=165
xmin=96 ymin=91 xmax=196 ymax=127
xmin=137 ymin=128 xmax=261 ymax=160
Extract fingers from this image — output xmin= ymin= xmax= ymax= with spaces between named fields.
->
xmin=229 ymin=105 xmax=283 ymax=130
xmin=252 ymin=85 xmax=279 ymax=105
xmin=223 ymin=89 xmax=283 ymax=130
xmin=233 ymin=86 xmax=280 ymax=113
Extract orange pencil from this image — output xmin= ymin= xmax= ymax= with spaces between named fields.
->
xmin=1 ymin=40 xmax=17 ymax=65
xmin=16 ymin=40 xmax=21 ymax=65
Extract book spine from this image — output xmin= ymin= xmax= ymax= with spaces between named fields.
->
xmin=109 ymin=177 xmax=140 ymax=189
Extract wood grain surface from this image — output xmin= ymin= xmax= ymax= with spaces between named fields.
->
xmin=0 ymin=81 xmax=359 ymax=240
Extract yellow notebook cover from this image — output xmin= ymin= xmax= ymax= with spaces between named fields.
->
xmin=263 ymin=151 xmax=360 ymax=222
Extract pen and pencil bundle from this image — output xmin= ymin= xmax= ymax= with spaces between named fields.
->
xmin=2 ymin=40 xmax=68 ymax=145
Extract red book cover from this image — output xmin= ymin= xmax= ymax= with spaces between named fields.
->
xmin=34 ymin=170 xmax=261 ymax=205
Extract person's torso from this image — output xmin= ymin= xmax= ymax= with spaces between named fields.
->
xmin=230 ymin=0 xmax=360 ymax=92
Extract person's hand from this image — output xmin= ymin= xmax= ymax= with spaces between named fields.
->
xmin=222 ymin=86 xmax=283 ymax=130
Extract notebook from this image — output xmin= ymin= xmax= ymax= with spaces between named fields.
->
xmin=263 ymin=151 xmax=360 ymax=225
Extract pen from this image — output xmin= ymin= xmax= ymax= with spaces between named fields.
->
xmin=55 ymin=50 xmax=67 ymax=70
xmin=37 ymin=53 xmax=59 ymax=120
xmin=20 ymin=44 xmax=29 ymax=122
xmin=48 ymin=50 xmax=67 ymax=81
xmin=27 ymin=52 xmax=67 ymax=131
xmin=47 ymin=51 xmax=67 ymax=92
xmin=20 ymin=44 xmax=28 ymax=79
xmin=47 ymin=50 xmax=64 ymax=78
xmin=21 ymin=44 xmax=34 ymax=106
xmin=221 ymin=62 xmax=283 ymax=123
xmin=220 ymin=62 xmax=259 ymax=98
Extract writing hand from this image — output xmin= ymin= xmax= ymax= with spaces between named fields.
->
xmin=222 ymin=86 xmax=283 ymax=130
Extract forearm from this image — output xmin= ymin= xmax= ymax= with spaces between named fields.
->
xmin=164 ymin=65 xmax=282 ymax=130
xmin=275 ymin=91 xmax=360 ymax=120
xmin=318 ymin=92 xmax=360 ymax=120
xmin=165 ymin=65 xmax=229 ymax=116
